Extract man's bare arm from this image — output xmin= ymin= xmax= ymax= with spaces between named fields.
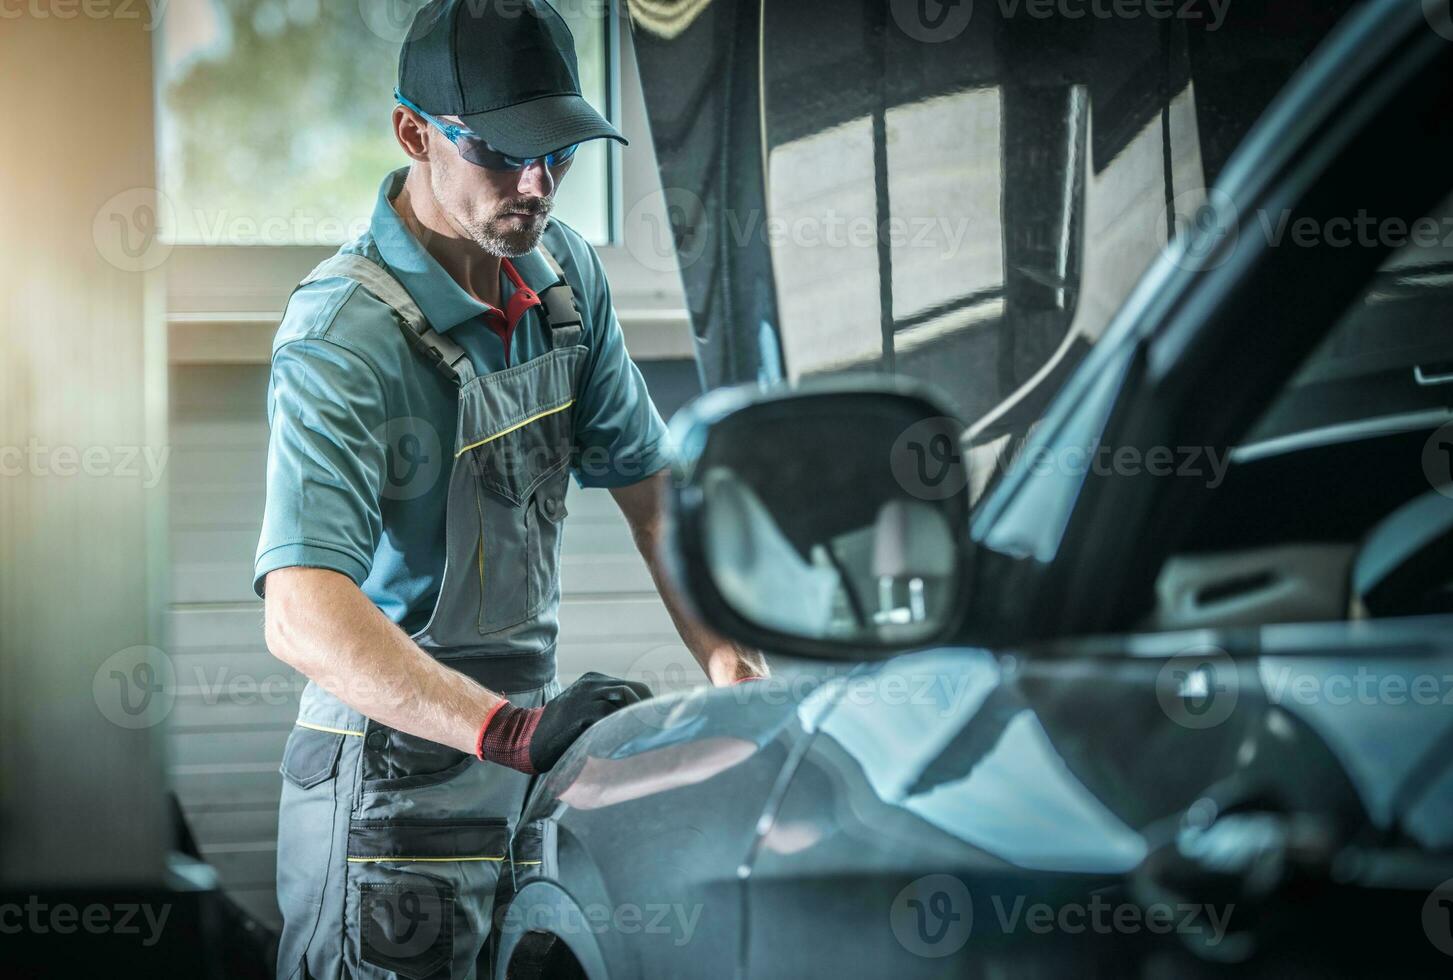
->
xmin=610 ymin=471 xmax=768 ymax=686
xmin=263 ymin=566 xmax=503 ymax=754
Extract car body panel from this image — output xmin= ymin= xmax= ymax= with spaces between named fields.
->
xmin=503 ymin=627 xmax=1453 ymax=977
xmin=496 ymin=673 xmax=846 ymax=977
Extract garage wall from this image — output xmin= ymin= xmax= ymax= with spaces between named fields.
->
xmin=168 ymin=358 xmax=700 ymax=927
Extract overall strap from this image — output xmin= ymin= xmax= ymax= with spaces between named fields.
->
xmin=299 ymin=253 xmax=476 ymax=385
xmin=534 ymin=244 xmax=584 ymax=349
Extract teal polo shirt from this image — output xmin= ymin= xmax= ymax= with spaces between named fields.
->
xmin=254 ymin=168 xmax=670 ymax=633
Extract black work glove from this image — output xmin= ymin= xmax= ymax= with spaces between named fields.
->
xmin=476 ymin=671 xmax=652 ymax=774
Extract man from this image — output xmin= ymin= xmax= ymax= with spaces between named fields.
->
xmin=255 ymin=2 xmax=764 ymax=977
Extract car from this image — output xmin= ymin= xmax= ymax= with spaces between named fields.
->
xmin=491 ymin=2 xmax=1453 ymax=977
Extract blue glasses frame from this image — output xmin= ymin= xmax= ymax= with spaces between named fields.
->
xmin=395 ymin=91 xmax=579 ymax=171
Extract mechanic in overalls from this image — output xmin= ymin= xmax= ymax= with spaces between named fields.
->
xmin=254 ymin=2 xmax=765 ymax=977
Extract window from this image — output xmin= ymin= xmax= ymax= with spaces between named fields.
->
xmin=1143 ymin=191 xmax=1453 ymax=631
xmin=154 ymin=0 xmax=614 ymax=246
xmin=1248 ymin=191 xmax=1453 ymax=446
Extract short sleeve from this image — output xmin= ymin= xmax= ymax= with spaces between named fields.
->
xmin=569 ymin=247 xmax=672 ymax=488
xmin=253 ymin=338 xmax=389 ymax=596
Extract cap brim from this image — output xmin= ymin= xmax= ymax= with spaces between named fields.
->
xmin=459 ymin=94 xmax=627 ymax=158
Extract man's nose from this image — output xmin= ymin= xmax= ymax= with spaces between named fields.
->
xmin=516 ymin=159 xmax=553 ymax=198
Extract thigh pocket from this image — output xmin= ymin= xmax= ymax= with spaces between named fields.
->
xmin=349 ymin=819 xmax=511 ymax=980
xmin=357 ymin=870 xmax=456 ymax=980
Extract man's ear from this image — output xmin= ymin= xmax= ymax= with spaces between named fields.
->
xmin=393 ymin=105 xmax=430 ymax=162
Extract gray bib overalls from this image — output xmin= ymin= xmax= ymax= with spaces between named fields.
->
xmin=273 ymin=244 xmax=586 ymax=980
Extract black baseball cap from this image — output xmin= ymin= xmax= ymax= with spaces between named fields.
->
xmin=397 ymin=0 xmax=627 ymax=159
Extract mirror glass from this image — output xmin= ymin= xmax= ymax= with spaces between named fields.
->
xmin=697 ymin=396 xmax=965 ymax=646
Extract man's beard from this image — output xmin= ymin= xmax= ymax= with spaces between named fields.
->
xmin=434 ymin=172 xmax=554 ymax=257
xmin=467 ymin=203 xmax=553 ymax=257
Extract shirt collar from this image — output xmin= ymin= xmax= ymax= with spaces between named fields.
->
xmin=370 ymin=168 xmax=563 ymax=334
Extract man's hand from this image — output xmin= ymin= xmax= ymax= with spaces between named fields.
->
xmin=477 ymin=671 xmax=652 ymax=774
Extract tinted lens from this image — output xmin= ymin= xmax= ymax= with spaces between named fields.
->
xmin=454 ymin=135 xmax=581 ymax=171
xmin=454 ymin=134 xmax=520 ymax=171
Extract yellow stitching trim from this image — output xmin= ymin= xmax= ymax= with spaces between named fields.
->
xmin=476 ymin=491 xmax=486 ymax=610
xmin=455 ymin=400 xmax=575 ymax=458
xmin=346 ymin=856 xmax=505 ymax=864
xmin=297 ymin=720 xmax=365 ymax=737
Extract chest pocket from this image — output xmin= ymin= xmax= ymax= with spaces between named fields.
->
xmin=456 ymin=347 xmax=584 ymax=634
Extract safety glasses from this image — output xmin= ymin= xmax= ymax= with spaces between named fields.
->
xmin=396 ymin=91 xmax=579 ymax=171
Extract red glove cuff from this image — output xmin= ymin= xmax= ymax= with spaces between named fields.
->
xmin=475 ymin=700 xmax=509 ymax=760
xmin=475 ymin=700 xmax=543 ymax=775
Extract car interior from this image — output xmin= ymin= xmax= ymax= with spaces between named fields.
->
xmin=1145 ymin=193 xmax=1453 ymax=630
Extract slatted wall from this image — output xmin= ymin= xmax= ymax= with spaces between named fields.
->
xmin=167 ymin=359 xmax=700 ymax=927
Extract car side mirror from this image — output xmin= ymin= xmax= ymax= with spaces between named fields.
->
xmin=665 ymin=379 xmax=971 ymax=659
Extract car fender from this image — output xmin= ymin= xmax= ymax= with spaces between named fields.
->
xmin=493 ymin=879 xmax=611 ymax=980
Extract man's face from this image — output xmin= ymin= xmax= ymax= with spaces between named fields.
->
xmin=426 ymin=117 xmax=573 ymax=258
